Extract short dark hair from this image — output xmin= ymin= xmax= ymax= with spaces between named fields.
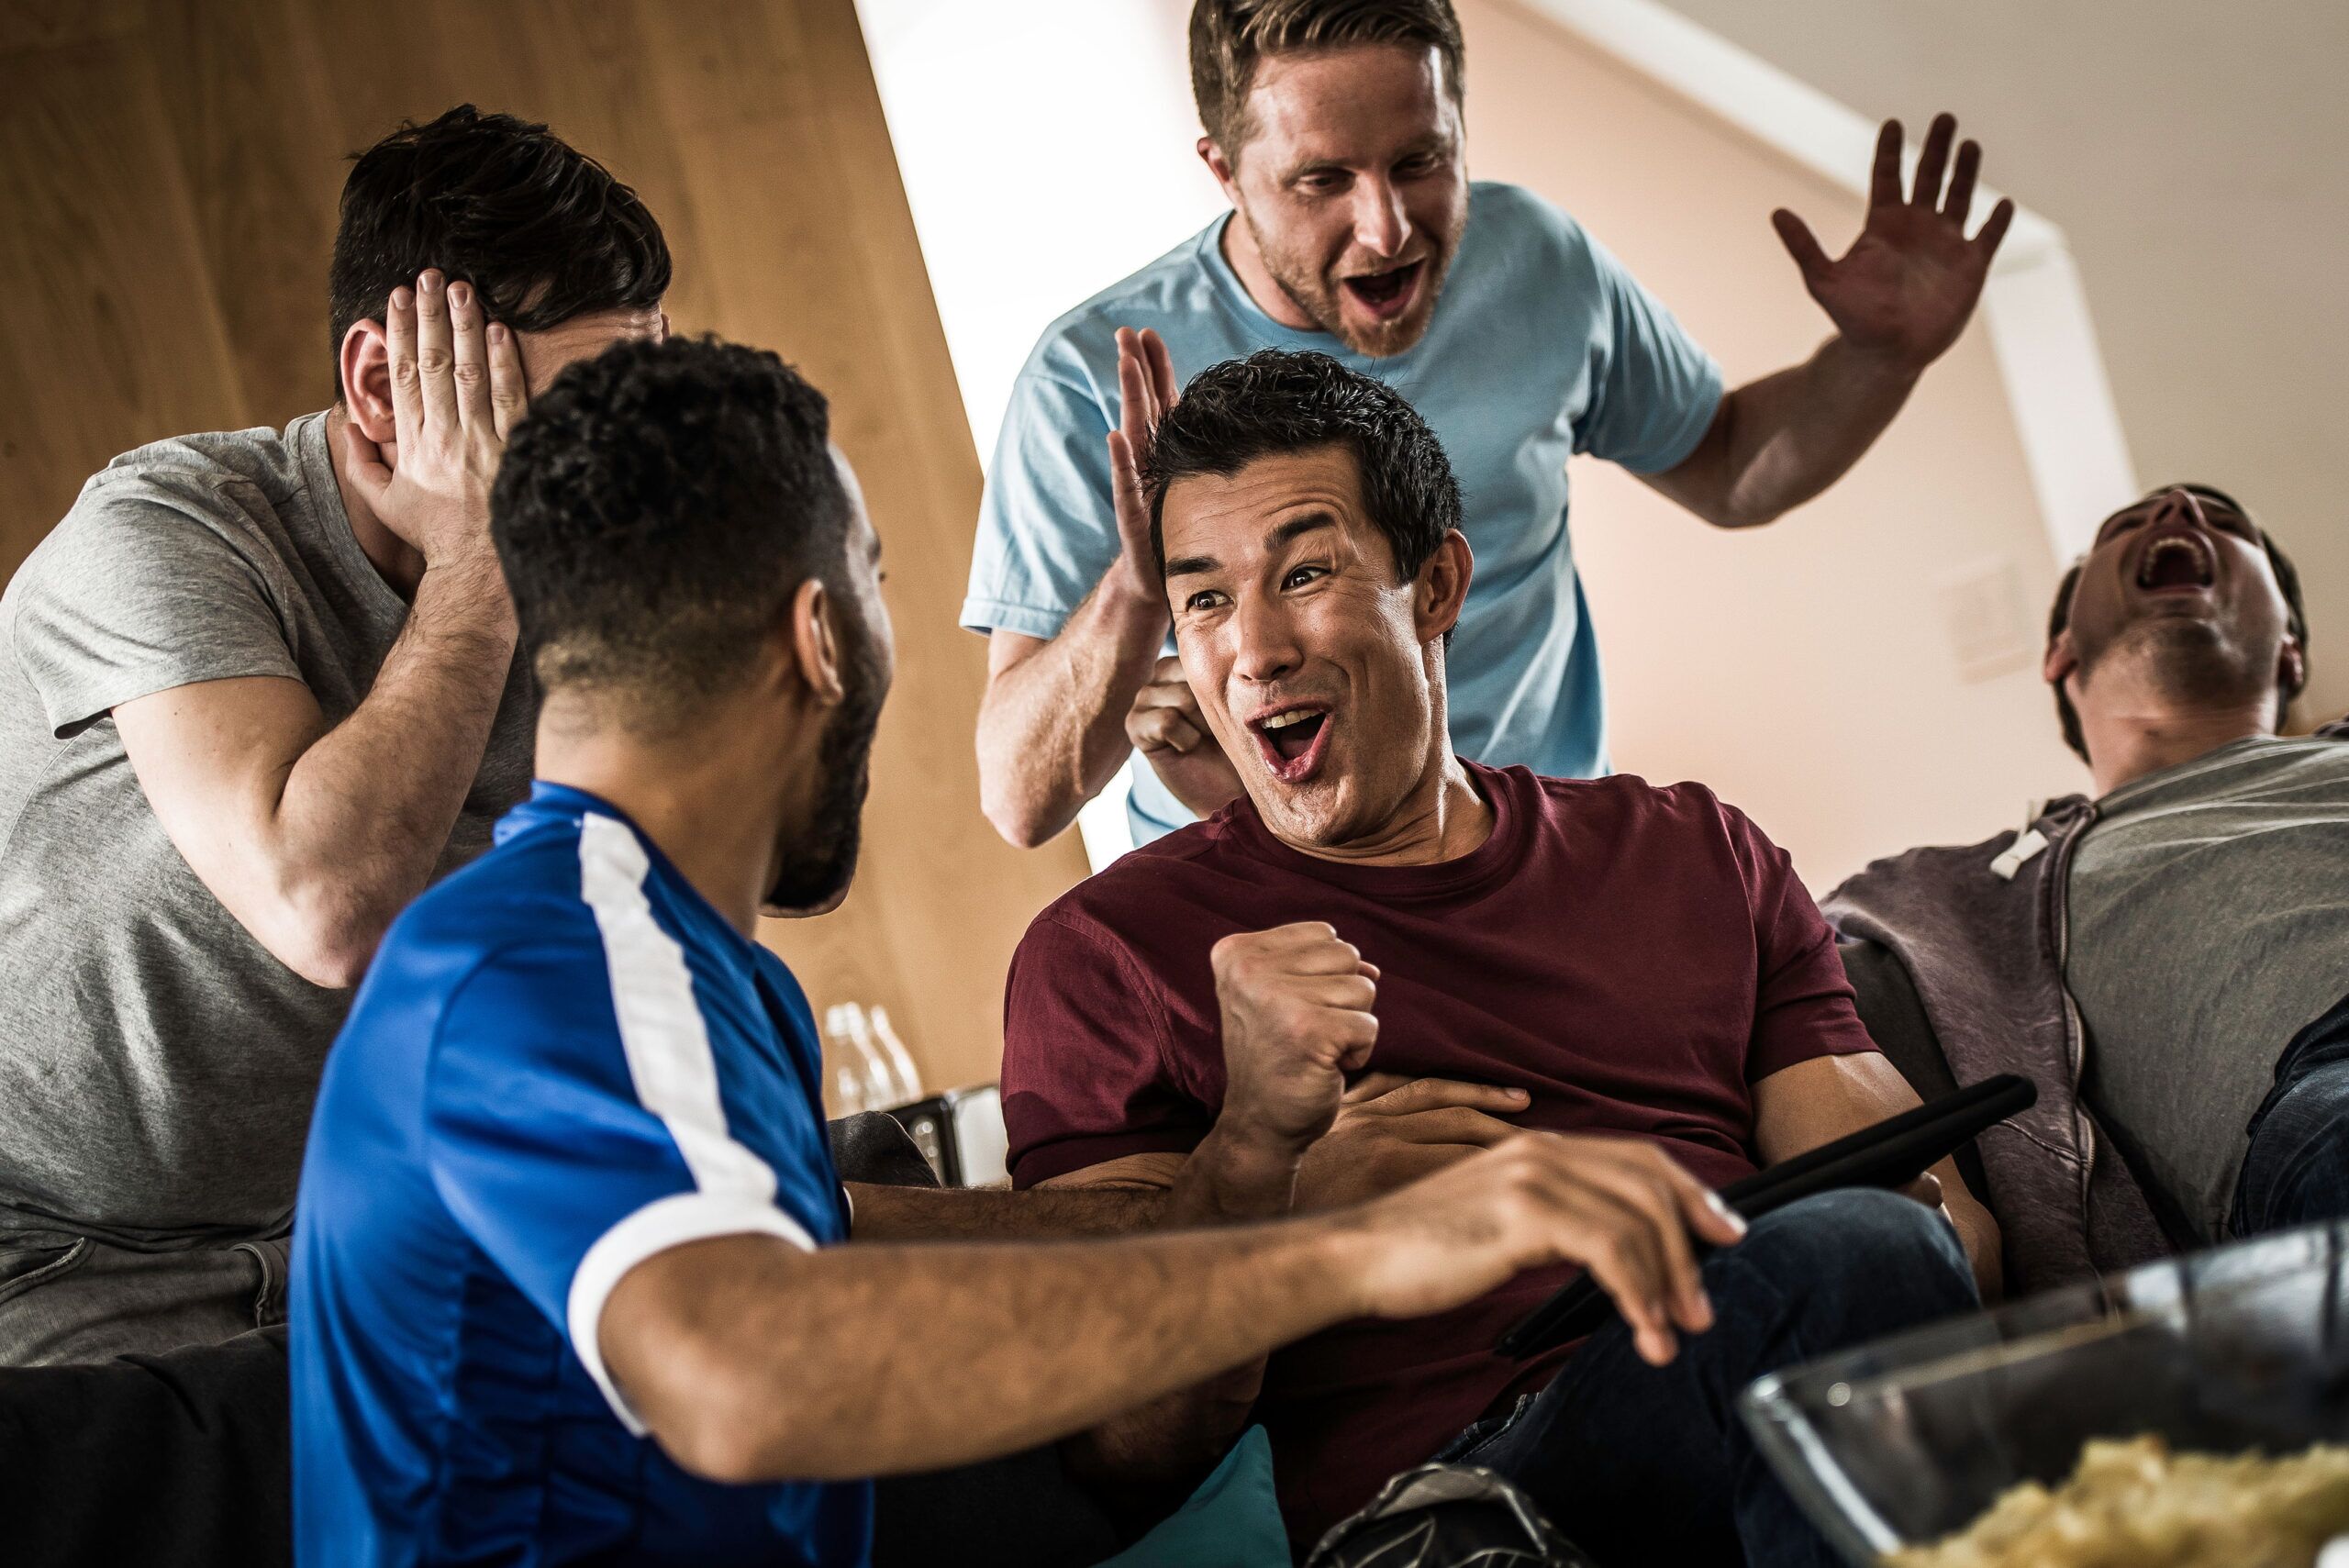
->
xmin=1144 ymin=349 xmax=1461 ymax=595
xmin=492 ymin=337 xmax=851 ymax=720
xmin=1189 ymin=0 xmax=1465 ymax=157
xmin=2048 ymin=483 xmax=2310 ymax=762
xmin=328 ymin=105 xmax=671 ymax=400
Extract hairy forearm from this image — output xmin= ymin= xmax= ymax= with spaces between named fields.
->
xmin=1687 ymin=337 xmax=1923 ymax=529
xmin=1063 ymin=1124 xmax=1306 ymax=1489
xmin=624 ymin=1222 xmax=1357 ymax=1484
xmin=274 ymin=553 xmax=517 ymax=957
xmin=844 ymin=1182 xmax=1169 ymax=1241
xmin=977 ymin=579 xmax=1167 ymax=847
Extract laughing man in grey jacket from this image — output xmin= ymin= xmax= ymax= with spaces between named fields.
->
xmin=1830 ymin=484 xmax=2347 ymax=1292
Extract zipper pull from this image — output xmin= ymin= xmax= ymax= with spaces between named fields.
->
xmin=1989 ymin=799 xmax=2049 ymax=881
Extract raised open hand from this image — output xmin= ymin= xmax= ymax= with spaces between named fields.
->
xmin=1771 ymin=114 xmax=2014 ymax=373
xmin=1106 ymin=326 xmax=1180 ymax=606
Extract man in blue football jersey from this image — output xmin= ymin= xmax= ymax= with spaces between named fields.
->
xmin=291 ymin=336 xmax=1754 ymax=1565
xmin=969 ymin=0 xmax=2016 ymax=850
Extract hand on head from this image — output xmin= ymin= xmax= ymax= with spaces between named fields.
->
xmin=339 ymin=270 xmax=527 ymax=570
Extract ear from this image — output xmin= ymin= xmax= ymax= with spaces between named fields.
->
xmin=2279 ymin=634 xmax=2309 ymax=703
xmin=2043 ymin=628 xmax=2079 ymax=691
xmin=338 ymin=320 xmax=396 ymax=445
xmin=1197 ymin=135 xmax=1241 ymax=200
xmin=1413 ymin=530 xmax=1475 ymax=644
xmin=787 ymin=576 xmax=846 ymax=708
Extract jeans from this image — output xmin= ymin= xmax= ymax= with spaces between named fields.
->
xmin=1440 ymin=1188 xmax=1978 ymax=1568
xmin=2232 ymin=989 xmax=2349 ymax=1238
xmin=0 ymin=1234 xmax=288 ymax=1366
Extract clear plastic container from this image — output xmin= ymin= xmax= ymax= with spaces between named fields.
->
xmin=1741 ymin=1220 xmax=2349 ymax=1564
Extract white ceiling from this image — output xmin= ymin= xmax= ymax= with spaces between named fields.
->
xmin=1626 ymin=0 xmax=2349 ymax=718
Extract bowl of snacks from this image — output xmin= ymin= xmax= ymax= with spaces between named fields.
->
xmin=1741 ymin=1219 xmax=2349 ymax=1567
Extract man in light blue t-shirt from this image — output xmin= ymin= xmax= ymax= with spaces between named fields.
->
xmin=967 ymin=0 xmax=2015 ymax=848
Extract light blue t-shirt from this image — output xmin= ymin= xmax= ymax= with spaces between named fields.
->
xmin=963 ymin=181 xmax=1723 ymax=843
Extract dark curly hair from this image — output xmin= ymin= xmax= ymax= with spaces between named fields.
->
xmin=491 ymin=336 xmax=852 ymax=718
xmin=1143 ymin=349 xmax=1462 ymax=595
xmin=2048 ymin=483 xmax=2309 ymax=762
xmin=328 ymin=105 xmax=671 ymax=400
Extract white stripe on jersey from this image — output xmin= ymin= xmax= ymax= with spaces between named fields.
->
xmin=566 ymin=811 xmax=814 ymax=1433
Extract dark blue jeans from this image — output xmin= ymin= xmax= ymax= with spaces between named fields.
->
xmin=1440 ymin=1188 xmax=1978 ymax=1568
xmin=2231 ymin=990 xmax=2349 ymax=1237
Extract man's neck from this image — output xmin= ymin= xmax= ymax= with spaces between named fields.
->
xmin=2083 ymin=701 xmax=2277 ymax=797
xmin=1281 ymin=751 xmax=1493 ymax=868
xmin=536 ymin=703 xmax=792 ymax=939
xmin=1218 ymin=210 xmax=1319 ymax=333
xmin=324 ymin=404 xmax=429 ymax=600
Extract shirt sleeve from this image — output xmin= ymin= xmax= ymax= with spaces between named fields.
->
xmin=422 ymin=940 xmax=827 ymax=1433
xmin=9 ymin=480 xmax=303 ymax=738
xmin=1568 ymin=223 xmax=1725 ymax=475
xmin=961 ymin=366 xmax=1121 ymax=641
xmin=1000 ymin=911 xmax=1211 ymax=1187
xmin=1720 ymin=805 xmax=1882 ymax=1083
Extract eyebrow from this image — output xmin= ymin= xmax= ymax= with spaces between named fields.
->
xmin=1163 ymin=512 xmax=1337 ymax=583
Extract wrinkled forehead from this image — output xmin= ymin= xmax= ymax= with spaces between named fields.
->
xmin=1160 ymin=447 xmax=1383 ymax=567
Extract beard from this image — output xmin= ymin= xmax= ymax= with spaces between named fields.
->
xmin=1244 ymin=208 xmax=1459 ymax=359
xmin=763 ymin=625 xmax=887 ymax=914
xmin=2074 ymin=614 xmax=2276 ymax=718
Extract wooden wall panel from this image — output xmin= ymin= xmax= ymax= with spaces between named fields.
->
xmin=0 ymin=0 xmax=1090 ymax=1095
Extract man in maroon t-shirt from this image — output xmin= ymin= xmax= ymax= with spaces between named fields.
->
xmin=1000 ymin=350 xmax=1997 ymax=1565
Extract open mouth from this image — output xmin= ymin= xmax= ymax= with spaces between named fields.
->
xmin=2136 ymin=531 xmax=2216 ymax=593
xmin=1250 ymin=704 xmax=1334 ymax=784
xmin=1340 ymin=260 xmax=1424 ymax=322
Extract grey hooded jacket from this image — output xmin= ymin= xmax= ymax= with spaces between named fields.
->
xmin=1823 ymin=720 xmax=2349 ymax=1295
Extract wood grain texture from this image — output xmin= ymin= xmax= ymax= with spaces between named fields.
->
xmin=0 ymin=0 xmax=1089 ymax=1095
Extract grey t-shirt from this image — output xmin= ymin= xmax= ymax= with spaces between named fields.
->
xmin=2066 ymin=736 xmax=2349 ymax=1242
xmin=0 ymin=412 xmax=534 ymax=1250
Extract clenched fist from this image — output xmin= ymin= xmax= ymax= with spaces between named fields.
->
xmin=1211 ymin=922 xmax=1379 ymax=1155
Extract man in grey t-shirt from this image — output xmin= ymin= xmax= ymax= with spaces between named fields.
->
xmin=1835 ymin=484 xmax=2346 ymax=1260
xmin=0 ymin=106 xmax=670 ymax=1364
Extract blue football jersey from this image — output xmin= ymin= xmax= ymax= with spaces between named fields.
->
xmin=292 ymin=782 xmax=869 ymax=1565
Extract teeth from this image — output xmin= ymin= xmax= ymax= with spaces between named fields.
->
xmin=1261 ymin=710 xmax=1319 ymax=730
xmin=2139 ymin=536 xmax=2211 ymax=586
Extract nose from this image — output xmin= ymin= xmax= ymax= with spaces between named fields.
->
xmin=1353 ymin=177 xmax=1410 ymax=261
xmin=2149 ymin=486 xmax=2210 ymax=531
xmin=1231 ymin=588 xmax=1303 ymax=689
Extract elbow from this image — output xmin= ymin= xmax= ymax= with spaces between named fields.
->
xmin=984 ymin=794 xmax=1062 ymax=851
xmin=660 ymin=1402 xmax=781 ymax=1488
xmin=976 ymin=756 xmax=1068 ymax=851
xmin=262 ymin=881 xmax=388 ymax=990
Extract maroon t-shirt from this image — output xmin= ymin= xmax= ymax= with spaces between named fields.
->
xmin=1001 ymin=762 xmax=1876 ymax=1538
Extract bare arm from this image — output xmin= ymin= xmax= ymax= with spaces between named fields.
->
xmin=976 ymin=328 xmax=1176 ymax=847
xmin=602 ymin=1132 xmax=1744 ymax=1485
xmin=1640 ymin=115 xmax=2014 ymax=530
xmin=113 ymin=273 xmax=523 ymax=987
xmin=1752 ymin=1051 xmax=2003 ymax=1298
